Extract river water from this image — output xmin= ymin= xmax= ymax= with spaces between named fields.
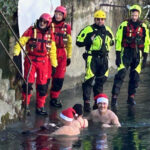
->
xmin=0 ymin=67 xmax=150 ymax=150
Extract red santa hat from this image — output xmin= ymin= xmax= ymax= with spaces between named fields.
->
xmin=60 ymin=107 xmax=76 ymax=121
xmin=94 ymin=93 xmax=109 ymax=105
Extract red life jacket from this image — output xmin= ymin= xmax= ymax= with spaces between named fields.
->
xmin=52 ymin=21 xmax=69 ymax=48
xmin=26 ymin=27 xmax=52 ymax=56
xmin=122 ymin=21 xmax=144 ymax=49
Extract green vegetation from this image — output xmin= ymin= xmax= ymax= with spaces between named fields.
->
xmin=0 ymin=0 xmax=18 ymax=22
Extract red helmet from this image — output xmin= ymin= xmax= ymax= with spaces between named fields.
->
xmin=55 ymin=6 xmax=67 ymax=18
xmin=39 ymin=13 xmax=52 ymax=26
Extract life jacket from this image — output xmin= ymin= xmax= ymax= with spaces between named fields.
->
xmin=89 ymin=25 xmax=112 ymax=56
xmin=52 ymin=22 xmax=68 ymax=48
xmin=122 ymin=21 xmax=144 ymax=49
xmin=26 ymin=26 xmax=52 ymax=57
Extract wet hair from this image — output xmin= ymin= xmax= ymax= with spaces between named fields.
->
xmin=73 ymin=104 xmax=83 ymax=116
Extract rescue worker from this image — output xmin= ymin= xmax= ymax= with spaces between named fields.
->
xmin=13 ymin=13 xmax=57 ymax=115
xmin=111 ymin=5 xmax=149 ymax=106
xmin=76 ymin=10 xmax=114 ymax=112
xmin=48 ymin=6 xmax=72 ymax=108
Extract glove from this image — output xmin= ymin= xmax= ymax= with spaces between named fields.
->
xmin=110 ymin=40 xmax=114 ymax=46
xmin=13 ymin=56 xmax=22 ymax=80
xmin=84 ymin=32 xmax=95 ymax=46
xmin=52 ymin=67 xmax=56 ymax=76
xmin=142 ymin=53 xmax=148 ymax=69
xmin=13 ymin=56 xmax=19 ymax=66
xmin=82 ymin=52 xmax=88 ymax=60
xmin=67 ymin=58 xmax=71 ymax=66
xmin=13 ymin=55 xmax=22 ymax=72
xmin=115 ymin=51 xmax=121 ymax=67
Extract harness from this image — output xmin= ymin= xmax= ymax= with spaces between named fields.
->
xmin=88 ymin=25 xmax=110 ymax=57
xmin=53 ymin=22 xmax=68 ymax=48
xmin=46 ymin=29 xmax=52 ymax=51
xmin=28 ymin=26 xmax=52 ymax=53
xmin=122 ymin=21 xmax=144 ymax=49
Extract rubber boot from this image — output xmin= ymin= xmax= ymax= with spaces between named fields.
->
xmin=36 ymin=107 xmax=48 ymax=116
xmin=84 ymin=101 xmax=91 ymax=112
xmin=50 ymin=98 xmax=62 ymax=108
xmin=127 ymin=94 xmax=136 ymax=105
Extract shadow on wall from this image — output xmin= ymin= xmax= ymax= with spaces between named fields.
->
xmin=0 ymin=31 xmax=10 ymax=78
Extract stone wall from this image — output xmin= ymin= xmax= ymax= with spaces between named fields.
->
xmin=0 ymin=0 xmax=145 ymax=127
xmin=62 ymin=0 xmax=126 ymax=89
xmin=0 ymin=68 xmax=22 ymax=129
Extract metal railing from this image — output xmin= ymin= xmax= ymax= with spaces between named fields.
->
xmin=0 ymin=11 xmax=32 ymax=114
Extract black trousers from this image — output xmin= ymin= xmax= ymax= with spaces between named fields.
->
xmin=112 ymin=48 xmax=141 ymax=96
xmin=82 ymin=56 xmax=108 ymax=101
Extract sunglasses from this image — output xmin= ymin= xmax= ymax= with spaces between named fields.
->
xmin=39 ymin=19 xmax=48 ymax=24
xmin=96 ymin=18 xmax=105 ymax=21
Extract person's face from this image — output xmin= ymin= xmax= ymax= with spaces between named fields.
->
xmin=39 ymin=18 xmax=48 ymax=29
xmin=98 ymin=102 xmax=108 ymax=113
xmin=55 ymin=11 xmax=64 ymax=21
xmin=95 ymin=18 xmax=105 ymax=26
xmin=130 ymin=11 xmax=139 ymax=22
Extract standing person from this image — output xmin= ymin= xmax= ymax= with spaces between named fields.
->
xmin=76 ymin=10 xmax=114 ymax=112
xmin=88 ymin=93 xmax=121 ymax=127
xmin=13 ymin=13 xmax=57 ymax=115
xmin=48 ymin=6 xmax=72 ymax=108
xmin=111 ymin=4 xmax=149 ymax=107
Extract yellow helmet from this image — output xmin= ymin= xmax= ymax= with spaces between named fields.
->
xmin=94 ymin=10 xmax=106 ymax=19
xmin=129 ymin=4 xmax=141 ymax=16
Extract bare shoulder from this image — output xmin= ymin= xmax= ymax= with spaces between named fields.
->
xmin=107 ymin=110 xmax=119 ymax=120
xmin=107 ymin=109 xmax=116 ymax=115
xmin=107 ymin=110 xmax=121 ymax=127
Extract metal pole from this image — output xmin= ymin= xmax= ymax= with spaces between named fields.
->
xmin=100 ymin=3 xmax=127 ymax=8
xmin=0 ymin=40 xmax=26 ymax=83
xmin=0 ymin=10 xmax=32 ymax=114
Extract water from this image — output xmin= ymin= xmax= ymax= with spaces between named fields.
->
xmin=0 ymin=68 xmax=150 ymax=150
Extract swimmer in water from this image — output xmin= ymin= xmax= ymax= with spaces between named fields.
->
xmin=88 ymin=93 xmax=121 ymax=127
xmin=51 ymin=107 xmax=80 ymax=136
